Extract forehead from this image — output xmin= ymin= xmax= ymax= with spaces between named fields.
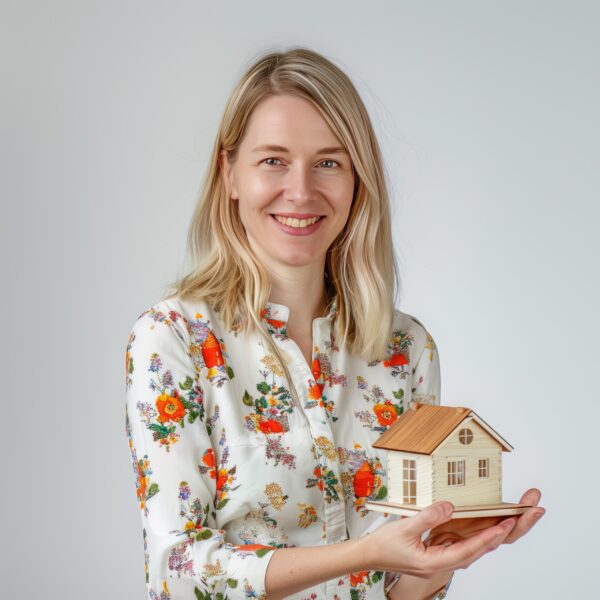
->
xmin=241 ymin=95 xmax=345 ymax=152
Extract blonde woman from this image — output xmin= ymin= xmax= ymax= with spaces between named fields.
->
xmin=124 ymin=47 xmax=544 ymax=600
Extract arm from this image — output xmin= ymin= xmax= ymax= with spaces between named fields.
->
xmin=387 ymin=570 xmax=454 ymax=600
xmin=125 ymin=309 xmax=276 ymax=599
xmin=264 ymin=538 xmax=367 ymax=599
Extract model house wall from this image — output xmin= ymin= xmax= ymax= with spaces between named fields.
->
xmin=431 ymin=417 xmax=502 ymax=505
xmin=388 ymin=450 xmax=433 ymax=506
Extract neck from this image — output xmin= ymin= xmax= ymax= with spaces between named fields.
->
xmin=267 ymin=260 xmax=329 ymax=336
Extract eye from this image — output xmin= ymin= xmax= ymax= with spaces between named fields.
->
xmin=262 ymin=158 xmax=284 ymax=166
xmin=261 ymin=158 xmax=341 ymax=168
xmin=318 ymin=159 xmax=340 ymax=168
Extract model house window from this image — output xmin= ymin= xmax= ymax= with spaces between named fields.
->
xmin=447 ymin=459 xmax=465 ymax=486
xmin=402 ymin=459 xmax=416 ymax=504
xmin=478 ymin=458 xmax=489 ymax=478
xmin=458 ymin=428 xmax=473 ymax=445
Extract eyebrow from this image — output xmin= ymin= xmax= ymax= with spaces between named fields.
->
xmin=251 ymin=144 xmax=349 ymax=155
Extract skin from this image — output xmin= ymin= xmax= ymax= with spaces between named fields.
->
xmin=218 ymin=93 xmax=545 ymax=596
xmin=219 ymin=94 xmax=355 ymax=361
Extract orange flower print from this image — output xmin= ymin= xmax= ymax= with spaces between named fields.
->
xmin=258 ymin=418 xmax=285 ymax=434
xmin=353 ymin=462 xmax=375 ymax=498
xmin=259 ymin=307 xmax=287 ymax=336
xmin=313 ymin=466 xmax=324 ymax=491
xmin=136 ymin=461 xmax=147 ymax=505
xmin=125 ymin=350 xmax=132 ymax=378
xmin=311 ymin=356 xmax=321 ymax=381
xmin=383 ymin=352 xmax=408 ymax=367
xmin=233 ymin=543 xmax=274 ymax=552
xmin=349 ymin=570 xmax=369 ymax=586
xmin=202 ymin=447 xmax=216 ymax=468
xmin=156 ymin=391 xmax=187 ymax=423
xmin=233 ymin=543 xmax=276 ymax=558
xmin=308 ymin=382 xmax=322 ymax=401
xmin=216 ymin=468 xmax=229 ymax=491
xmin=201 ymin=331 xmax=225 ymax=372
xmin=373 ymin=402 xmax=397 ymax=426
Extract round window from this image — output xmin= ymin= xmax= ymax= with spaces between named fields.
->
xmin=459 ymin=428 xmax=473 ymax=445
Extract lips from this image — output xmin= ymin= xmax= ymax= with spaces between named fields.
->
xmin=269 ymin=214 xmax=325 ymax=235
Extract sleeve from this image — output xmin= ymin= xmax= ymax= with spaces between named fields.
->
xmin=124 ymin=309 xmax=276 ymax=600
xmin=384 ymin=326 xmax=455 ymax=598
xmin=411 ymin=327 xmax=441 ymax=407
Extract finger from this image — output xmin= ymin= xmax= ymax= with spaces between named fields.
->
xmin=504 ymin=506 xmax=546 ymax=544
xmin=403 ymin=501 xmax=455 ymax=537
xmin=519 ymin=487 xmax=541 ymax=506
xmin=426 ymin=517 xmax=518 ymax=572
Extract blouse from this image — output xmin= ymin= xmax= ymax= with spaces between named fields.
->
xmin=124 ymin=294 xmax=453 ymax=600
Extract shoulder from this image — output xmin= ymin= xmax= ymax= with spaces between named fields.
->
xmin=391 ymin=307 xmax=438 ymax=360
xmin=126 ymin=295 xmax=222 ymax=351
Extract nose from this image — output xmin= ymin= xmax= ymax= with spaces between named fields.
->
xmin=282 ymin=165 xmax=316 ymax=204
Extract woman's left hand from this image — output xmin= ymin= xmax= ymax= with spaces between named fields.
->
xmin=424 ymin=488 xmax=545 ymax=548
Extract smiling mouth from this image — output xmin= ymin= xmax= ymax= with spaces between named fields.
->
xmin=270 ymin=214 xmax=324 ymax=228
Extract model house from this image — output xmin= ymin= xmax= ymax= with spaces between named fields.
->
xmin=365 ymin=402 xmax=529 ymax=518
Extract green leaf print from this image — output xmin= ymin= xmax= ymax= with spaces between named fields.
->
xmin=242 ymin=390 xmax=253 ymax=406
xmin=149 ymin=423 xmax=176 ymax=437
xmin=194 ymin=587 xmax=210 ymax=600
xmin=180 ymin=376 xmax=194 ymax=390
xmin=393 ymin=387 xmax=404 ymax=400
xmin=226 ymin=578 xmax=238 ymax=588
xmin=375 ymin=485 xmax=388 ymax=500
xmin=255 ymin=548 xmax=273 ymax=558
xmin=147 ymin=482 xmax=159 ymax=500
xmin=256 ymin=381 xmax=271 ymax=395
xmin=195 ymin=529 xmax=213 ymax=541
xmin=371 ymin=571 xmax=383 ymax=582
xmin=216 ymin=498 xmax=230 ymax=510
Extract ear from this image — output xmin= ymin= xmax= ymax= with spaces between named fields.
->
xmin=219 ymin=149 xmax=239 ymax=200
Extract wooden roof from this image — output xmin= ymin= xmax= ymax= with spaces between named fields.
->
xmin=372 ymin=402 xmax=513 ymax=454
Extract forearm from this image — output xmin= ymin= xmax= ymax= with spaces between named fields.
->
xmin=388 ymin=570 xmax=454 ymax=600
xmin=265 ymin=537 xmax=367 ymax=600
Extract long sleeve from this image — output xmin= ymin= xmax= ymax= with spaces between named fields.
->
xmin=124 ymin=309 xmax=276 ymax=599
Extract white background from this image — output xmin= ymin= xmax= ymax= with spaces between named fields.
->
xmin=3 ymin=1 xmax=598 ymax=598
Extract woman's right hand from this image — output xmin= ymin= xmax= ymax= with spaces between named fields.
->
xmin=361 ymin=501 xmax=518 ymax=577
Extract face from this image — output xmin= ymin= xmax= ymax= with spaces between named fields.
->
xmin=220 ymin=94 xmax=356 ymax=271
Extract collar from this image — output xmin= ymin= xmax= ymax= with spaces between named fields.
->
xmin=260 ymin=295 xmax=337 ymax=337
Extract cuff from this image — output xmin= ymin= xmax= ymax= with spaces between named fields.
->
xmin=225 ymin=545 xmax=278 ymax=599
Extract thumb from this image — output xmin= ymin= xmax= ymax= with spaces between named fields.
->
xmin=403 ymin=501 xmax=455 ymax=536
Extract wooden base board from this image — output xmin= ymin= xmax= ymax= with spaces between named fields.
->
xmin=364 ymin=500 xmax=533 ymax=519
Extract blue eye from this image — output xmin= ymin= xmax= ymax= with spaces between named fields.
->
xmin=262 ymin=158 xmax=340 ymax=168
xmin=263 ymin=158 xmax=283 ymax=166
xmin=319 ymin=159 xmax=339 ymax=168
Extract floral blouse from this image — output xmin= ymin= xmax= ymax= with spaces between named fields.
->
xmin=124 ymin=294 xmax=453 ymax=600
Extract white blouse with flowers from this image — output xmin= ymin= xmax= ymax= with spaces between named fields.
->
xmin=124 ymin=294 xmax=452 ymax=600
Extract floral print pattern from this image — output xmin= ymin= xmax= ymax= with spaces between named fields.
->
xmin=125 ymin=295 xmax=451 ymax=599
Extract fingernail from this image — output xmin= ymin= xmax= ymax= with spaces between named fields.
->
xmin=533 ymin=510 xmax=545 ymax=519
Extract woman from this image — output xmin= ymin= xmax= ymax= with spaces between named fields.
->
xmin=125 ymin=47 xmax=544 ymax=600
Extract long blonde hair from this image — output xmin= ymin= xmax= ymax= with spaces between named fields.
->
xmin=163 ymin=46 xmax=400 ymax=364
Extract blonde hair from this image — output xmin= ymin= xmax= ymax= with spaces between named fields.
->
xmin=163 ymin=46 xmax=400 ymax=365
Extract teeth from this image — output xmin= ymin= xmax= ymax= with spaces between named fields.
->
xmin=274 ymin=215 xmax=321 ymax=228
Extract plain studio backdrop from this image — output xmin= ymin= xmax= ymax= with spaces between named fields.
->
xmin=2 ymin=1 xmax=598 ymax=598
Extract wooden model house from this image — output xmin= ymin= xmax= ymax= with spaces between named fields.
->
xmin=365 ymin=402 xmax=531 ymax=518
